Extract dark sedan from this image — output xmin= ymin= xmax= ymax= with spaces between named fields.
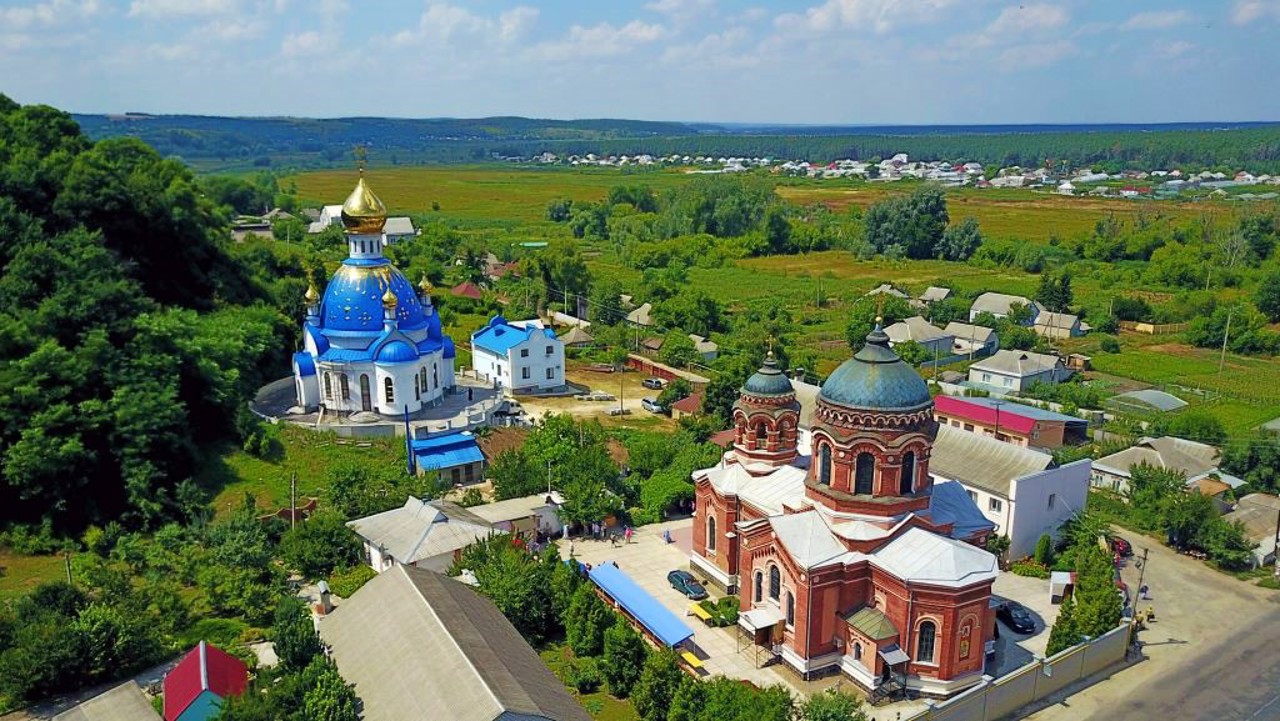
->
xmin=996 ymin=601 xmax=1036 ymax=635
xmin=667 ymin=570 xmax=708 ymax=600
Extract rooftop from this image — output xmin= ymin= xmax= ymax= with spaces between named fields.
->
xmin=970 ymin=349 xmax=1062 ymax=377
xmin=321 ymin=565 xmax=591 ymax=721
xmin=934 ymin=395 xmax=1086 ymax=433
xmin=970 ymin=292 xmax=1036 ymax=316
xmin=346 ymin=497 xmax=494 ymax=566
xmin=1094 ymin=436 xmax=1220 ymax=479
xmin=54 ymin=682 xmax=161 ymax=721
xmin=930 ymin=424 xmax=1055 ymax=498
xmin=884 ymin=316 xmax=950 ymax=344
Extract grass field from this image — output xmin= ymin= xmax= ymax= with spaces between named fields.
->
xmin=0 ymin=550 xmax=66 ymax=602
xmin=198 ymin=426 xmax=406 ymax=517
xmin=539 ymin=644 xmax=639 ymax=721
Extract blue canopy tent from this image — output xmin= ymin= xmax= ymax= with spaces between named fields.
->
xmin=588 ymin=563 xmax=694 ymax=648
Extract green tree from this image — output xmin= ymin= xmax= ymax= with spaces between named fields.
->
xmin=302 ymin=657 xmax=361 ymax=721
xmin=1033 ymin=534 xmax=1054 ymax=566
xmin=1046 ymin=591 xmax=1081 ymax=655
xmin=564 ymin=584 xmax=612 ymax=657
xmin=1163 ymin=411 xmax=1226 ymax=446
xmin=667 ymin=676 xmax=707 ymax=721
xmin=601 ymin=617 xmax=648 ymax=697
xmin=800 ymin=687 xmax=870 ymax=721
xmin=938 ymin=216 xmax=983 ymax=261
xmin=862 ymin=185 xmax=949 ymax=259
xmin=488 ymin=449 xmax=542 ymax=500
xmin=845 ymin=295 xmax=912 ymax=350
xmin=631 ymin=649 xmax=685 ymax=720
xmin=1255 ymin=271 xmax=1280 ymax=322
xmin=656 ymin=378 xmax=693 ymax=411
xmin=659 ymin=331 xmax=699 ymax=368
xmin=546 ymin=197 xmax=573 ymax=222
xmin=279 ymin=511 xmax=363 ymax=579
xmin=272 ymin=597 xmax=324 ymax=673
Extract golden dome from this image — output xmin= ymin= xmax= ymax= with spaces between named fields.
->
xmin=381 ymin=287 xmax=399 ymax=309
xmin=418 ymin=275 xmax=433 ymax=293
xmin=304 ymin=284 xmax=320 ymax=303
xmin=341 ymin=174 xmax=387 ymax=234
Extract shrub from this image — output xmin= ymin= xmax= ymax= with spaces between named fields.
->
xmin=1010 ymin=559 xmax=1051 ymax=579
xmin=327 ymin=564 xmax=376 ymax=598
xmin=1100 ymin=336 xmax=1121 ymax=353
xmin=178 ymin=617 xmax=249 ymax=650
xmin=697 ymin=597 xmax=741 ymax=627
xmin=1034 ymin=534 xmax=1055 ymax=567
xmin=563 ymin=656 xmax=602 ymax=694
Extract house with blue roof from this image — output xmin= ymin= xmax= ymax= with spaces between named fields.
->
xmin=470 ymin=316 xmax=565 ymax=395
xmin=290 ymin=173 xmax=455 ymax=418
xmin=410 ymin=430 xmax=486 ymax=486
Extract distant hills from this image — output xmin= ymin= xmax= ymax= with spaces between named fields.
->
xmin=70 ymin=113 xmax=1280 ymax=174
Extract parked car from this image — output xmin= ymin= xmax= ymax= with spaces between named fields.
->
xmin=1112 ymin=537 xmax=1133 ymax=557
xmin=667 ymin=570 xmax=708 ymax=600
xmin=995 ymin=601 xmax=1035 ymax=634
xmin=641 ymin=398 xmax=664 ymax=413
xmin=642 ymin=377 xmax=666 ymax=390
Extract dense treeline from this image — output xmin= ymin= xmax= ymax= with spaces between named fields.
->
xmin=74 ymin=112 xmax=1280 ymax=174
xmin=0 ymin=96 xmax=293 ymax=532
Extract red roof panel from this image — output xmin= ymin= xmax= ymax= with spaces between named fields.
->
xmin=933 ymin=395 xmax=1037 ymax=435
xmin=163 ymin=642 xmax=249 ymax=721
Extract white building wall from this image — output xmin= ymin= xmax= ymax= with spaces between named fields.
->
xmin=472 ymin=347 xmax=508 ymax=387
xmin=473 ymin=334 xmax=565 ymax=393
xmin=374 ymin=362 xmax=422 ymax=416
xmin=295 ymin=370 xmax=319 ymax=409
xmin=1006 ymin=460 xmax=1091 ymax=559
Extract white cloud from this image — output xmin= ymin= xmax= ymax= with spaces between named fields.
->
xmin=1232 ymin=0 xmax=1280 ymax=24
xmin=389 ymin=3 xmax=538 ymax=48
xmin=534 ymin=20 xmax=665 ymax=62
xmin=1158 ymin=40 xmax=1195 ymax=58
xmin=198 ymin=18 xmax=265 ymax=40
xmin=0 ymin=0 xmax=99 ymax=29
xmin=280 ymin=30 xmax=331 ymax=57
xmin=1121 ymin=10 xmax=1193 ymax=30
xmin=498 ymin=6 xmax=539 ymax=42
xmin=645 ymin=0 xmax=714 ymax=29
xmin=661 ymin=26 xmax=757 ymax=68
xmin=774 ymin=0 xmax=960 ymax=35
xmin=996 ymin=39 xmax=1075 ymax=68
xmin=985 ymin=4 xmax=1069 ymax=35
xmin=128 ymin=0 xmax=237 ymax=19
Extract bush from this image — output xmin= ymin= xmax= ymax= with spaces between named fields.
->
xmin=327 ymin=564 xmax=376 ymax=598
xmin=1010 ymin=559 xmax=1051 ymax=579
xmin=280 ymin=511 xmax=364 ymax=580
xmin=697 ymin=597 xmax=741 ymax=627
xmin=178 ymin=617 xmax=249 ymax=650
xmin=1034 ymin=534 xmax=1055 ymax=567
xmin=1100 ymin=336 xmax=1121 ymax=353
xmin=563 ymin=656 xmax=603 ymax=694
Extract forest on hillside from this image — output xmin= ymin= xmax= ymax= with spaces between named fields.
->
xmin=72 ymin=112 xmax=1280 ymax=174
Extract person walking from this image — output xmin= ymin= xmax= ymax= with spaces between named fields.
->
xmin=568 ymin=539 xmax=575 ymax=558
xmin=624 ymin=525 xmax=633 ymax=544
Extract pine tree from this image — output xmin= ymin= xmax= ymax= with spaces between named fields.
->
xmin=1046 ymin=592 xmax=1081 ymax=655
xmin=564 ymin=584 xmax=611 ymax=657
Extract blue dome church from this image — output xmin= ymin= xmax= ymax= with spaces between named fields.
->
xmin=292 ymin=173 xmax=455 ymax=417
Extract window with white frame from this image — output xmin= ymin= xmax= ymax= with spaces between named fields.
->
xmin=546 ymin=367 xmax=555 ymax=380
xmin=989 ymin=497 xmax=1003 ymax=513
xmin=522 ymin=367 xmax=530 ymax=380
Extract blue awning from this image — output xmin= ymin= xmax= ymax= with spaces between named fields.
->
xmin=411 ymin=432 xmax=485 ymax=472
xmin=588 ymin=563 xmax=694 ymax=648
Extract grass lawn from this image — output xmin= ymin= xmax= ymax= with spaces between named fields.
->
xmin=0 ymin=550 xmax=66 ymax=602
xmin=197 ymin=425 xmax=406 ymax=518
xmin=539 ymin=644 xmax=640 ymax=721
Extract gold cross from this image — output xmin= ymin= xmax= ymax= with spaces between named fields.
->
xmin=766 ymin=334 xmax=775 ymax=358
xmin=354 ymin=145 xmax=368 ymax=173
xmin=875 ymin=294 xmax=886 ymax=324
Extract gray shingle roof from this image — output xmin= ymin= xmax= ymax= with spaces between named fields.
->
xmin=943 ymin=322 xmax=996 ymax=344
xmin=321 ymin=565 xmax=592 ymax=721
xmin=884 ymin=316 xmax=950 ymax=344
xmin=970 ymin=292 xmax=1035 ymax=316
xmin=930 ymin=424 xmax=1055 ymax=498
xmin=347 ymin=497 xmax=494 ymax=566
xmin=52 ymin=682 xmax=160 ymax=721
xmin=1094 ymin=436 xmax=1220 ymax=479
xmin=969 ymin=349 xmax=1062 ymax=377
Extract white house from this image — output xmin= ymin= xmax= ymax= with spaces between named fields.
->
xmin=883 ymin=316 xmax=955 ymax=356
xmin=348 ymin=497 xmax=495 ymax=573
xmin=1033 ymin=311 xmax=1082 ymax=339
xmin=944 ymin=322 xmax=999 ymax=357
xmin=468 ymin=492 xmax=566 ymax=538
xmin=931 ymin=426 xmax=1090 ymax=559
xmin=968 ymin=350 xmax=1071 ymax=392
xmin=1091 ymin=436 xmax=1246 ymax=496
xmin=470 ymin=316 xmax=565 ymax=395
xmin=969 ymin=292 xmax=1040 ymax=324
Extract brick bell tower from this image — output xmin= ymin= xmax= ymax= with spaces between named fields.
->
xmin=732 ymin=351 xmax=801 ymax=467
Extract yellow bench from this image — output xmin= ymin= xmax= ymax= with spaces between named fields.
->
xmin=689 ymin=603 xmax=714 ymax=623
xmin=680 ymin=651 xmax=705 ymax=670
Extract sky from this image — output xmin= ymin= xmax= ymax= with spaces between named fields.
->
xmin=3 ymin=0 xmax=1280 ymax=124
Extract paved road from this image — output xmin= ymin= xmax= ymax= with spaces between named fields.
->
xmin=1089 ymin=607 xmax=1280 ymax=721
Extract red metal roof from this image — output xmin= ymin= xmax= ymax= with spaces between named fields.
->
xmin=933 ymin=395 xmax=1036 ymax=435
xmin=671 ymin=392 xmax=704 ymax=415
xmin=163 ymin=642 xmax=249 ymax=721
xmin=451 ymin=281 xmax=484 ymax=300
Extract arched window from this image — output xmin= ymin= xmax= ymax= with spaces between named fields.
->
xmin=420 ymin=367 xmax=427 ymax=393
xmin=415 ymin=382 xmax=421 ymax=401
xmin=323 ymin=373 xmax=333 ymax=401
xmin=340 ymin=374 xmax=350 ymax=401
xmin=819 ymin=444 xmax=832 ymax=486
xmin=853 ymin=642 xmax=863 ymax=660
xmin=360 ymin=374 xmax=371 ymax=412
xmin=433 ymin=364 xmax=439 ymax=389
xmin=785 ymin=592 xmax=795 ymax=627
xmin=754 ymin=572 xmax=763 ymax=603
xmin=900 ymin=450 xmax=916 ymax=495
xmin=855 ymin=452 xmax=875 ymax=495
xmin=916 ymin=621 xmax=937 ymax=664
xmin=755 ymin=422 xmax=768 ymax=441
xmin=384 ymin=377 xmax=395 ymax=404
xmin=707 ymin=516 xmax=716 ymax=553
xmin=768 ymin=565 xmax=780 ymax=601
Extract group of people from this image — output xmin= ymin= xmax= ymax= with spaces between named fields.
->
xmin=567 ymin=522 xmax=634 ymax=558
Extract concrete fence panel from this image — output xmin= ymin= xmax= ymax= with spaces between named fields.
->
xmin=1081 ymin=624 xmax=1129 ymax=677
xmin=1038 ymin=645 xmax=1086 ymax=697
xmin=927 ymin=681 xmax=989 ymax=721
xmin=983 ymin=663 xmax=1038 ymax=720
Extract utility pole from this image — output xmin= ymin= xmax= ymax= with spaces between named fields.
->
xmin=1219 ymin=306 xmax=1234 ymax=374
xmin=290 ymin=472 xmax=298 ymax=531
xmin=546 ymin=459 xmax=553 ymax=495
xmin=64 ymin=550 xmax=72 ymax=585
xmin=1273 ymin=509 xmax=1280 ymax=578
xmin=992 ymin=399 xmax=1005 ymax=442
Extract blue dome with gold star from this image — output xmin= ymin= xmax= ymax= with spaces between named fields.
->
xmin=319 ymin=259 xmax=430 ymax=333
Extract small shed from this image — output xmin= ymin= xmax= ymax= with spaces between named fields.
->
xmin=1049 ymin=571 xmax=1076 ymax=605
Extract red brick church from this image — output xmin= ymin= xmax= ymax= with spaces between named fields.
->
xmin=690 ymin=326 xmax=999 ymax=696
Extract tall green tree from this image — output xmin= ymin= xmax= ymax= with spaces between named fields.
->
xmin=564 ymin=584 xmax=612 ymax=657
xmin=800 ymin=687 xmax=870 ymax=721
xmin=601 ymin=617 xmax=648 ymax=697
xmin=272 ymin=597 xmax=324 ymax=673
xmin=301 ymin=657 xmax=361 ymax=721
xmin=631 ymin=649 xmax=685 ymax=721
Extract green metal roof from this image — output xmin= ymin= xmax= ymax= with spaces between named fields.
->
xmin=844 ymin=606 xmax=899 ymax=641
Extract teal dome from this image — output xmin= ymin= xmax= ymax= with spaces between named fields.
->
xmin=743 ymin=353 xmax=793 ymax=396
xmin=819 ymin=325 xmax=931 ymax=412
